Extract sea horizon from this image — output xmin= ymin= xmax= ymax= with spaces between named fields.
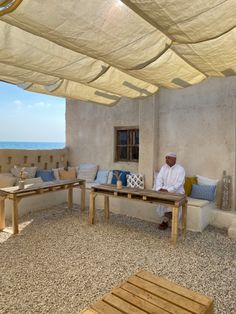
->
xmin=0 ymin=141 xmax=65 ymax=149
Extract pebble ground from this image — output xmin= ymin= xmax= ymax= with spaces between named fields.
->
xmin=0 ymin=204 xmax=235 ymax=314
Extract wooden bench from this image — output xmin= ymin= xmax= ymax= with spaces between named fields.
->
xmin=89 ymin=184 xmax=187 ymax=246
xmin=79 ymin=270 xmax=214 ymax=314
xmin=0 ymin=179 xmax=85 ymax=234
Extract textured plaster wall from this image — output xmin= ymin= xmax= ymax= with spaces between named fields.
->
xmin=156 ymin=77 xmax=236 ymax=208
xmin=66 ymin=97 xmax=140 ymax=172
xmin=66 ymin=76 xmax=236 ymax=212
xmin=138 ymin=96 xmax=159 ymax=188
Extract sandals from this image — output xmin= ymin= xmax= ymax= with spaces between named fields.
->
xmin=158 ymin=221 xmax=168 ymax=230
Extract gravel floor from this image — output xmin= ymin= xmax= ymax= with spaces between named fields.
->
xmin=0 ymin=204 xmax=235 ymax=314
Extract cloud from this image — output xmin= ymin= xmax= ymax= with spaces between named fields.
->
xmin=13 ymin=99 xmax=23 ymax=110
xmin=34 ymin=101 xmax=52 ymax=108
xmin=14 ymin=100 xmax=23 ymax=105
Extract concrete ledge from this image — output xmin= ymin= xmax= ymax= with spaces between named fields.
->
xmin=228 ymin=218 xmax=236 ymax=238
xmin=228 ymin=226 xmax=236 ymax=238
xmin=210 ymin=209 xmax=236 ymax=228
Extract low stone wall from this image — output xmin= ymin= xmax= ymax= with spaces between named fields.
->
xmin=0 ymin=147 xmax=69 ymax=219
xmin=0 ymin=147 xmax=69 ymax=173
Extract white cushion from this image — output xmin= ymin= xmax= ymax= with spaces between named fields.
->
xmin=77 ymin=163 xmax=98 ymax=182
xmin=187 ymin=197 xmax=210 ymax=207
xmin=11 ymin=166 xmax=37 ymax=179
xmin=127 ymin=173 xmax=145 ymax=189
xmin=107 ymin=170 xmax=113 ymax=184
xmin=196 ymin=175 xmax=219 ymax=186
xmin=0 ymin=173 xmax=16 ymax=188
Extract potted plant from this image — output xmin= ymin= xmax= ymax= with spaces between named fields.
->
xmin=114 ymin=171 xmax=122 ymax=189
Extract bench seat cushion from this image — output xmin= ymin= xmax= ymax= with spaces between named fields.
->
xmin=187 ymin=197 xmax=210 ymax=207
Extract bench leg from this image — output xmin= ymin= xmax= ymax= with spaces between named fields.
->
xmin=89 ymin=191 xmax=95 ymax=224
xmin=182 ymin=201 xmax=187 ymax=239
xmin=0 ymin=198 xmax=5 ymax=231
xmin=68 ymin=187 xmax=73 ymax=210
xmin=12 ymin=197 xmax=19 ymax=234
xmin=171 ymin=206 xmax=179 ymax=247
xmin=104 ymin=196 xmax=110 ymax=222
xmin=80 ymin=182 xmax=86 ymax=211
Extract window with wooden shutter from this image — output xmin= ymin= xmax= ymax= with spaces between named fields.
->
xmin=115 ymin=127 xmax=139 ymax=162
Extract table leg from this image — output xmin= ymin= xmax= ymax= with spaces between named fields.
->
xmin=68 ymin=187 xmax=73 ymax=210
xmin=182 ymin=200 xmax=187 ymax=239
xmin=0 ymin=198 xmax=5 ymax=231
xmin=104 ymin=196 xmax=109 ymax=222
xmin=12 ymin=196 xmax=19 ymax=234
xmin=80 ymin=182 xmax=86 ymax=211
xmin=89 ymin=191 xmax=95 ymax=224
xmin=171 ymin=206 xmax=179 ymax=246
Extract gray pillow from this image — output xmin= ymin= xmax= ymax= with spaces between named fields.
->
xmin=11 ymin=166 xmax=37 ymax=179
xmin=77 ymin=163 xmax=98 ymax=182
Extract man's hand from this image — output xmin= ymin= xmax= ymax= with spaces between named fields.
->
xmin=159 ymin=188 xmax=168 ymax=192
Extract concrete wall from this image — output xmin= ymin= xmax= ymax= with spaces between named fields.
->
xmin=156 ymin=77 xmax=236 ymax=208
xmin=66 ymin=76 xmax=236 ymax=211
xmin=66 ymin=97 xmax=140 ymax=173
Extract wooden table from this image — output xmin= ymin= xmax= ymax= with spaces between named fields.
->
xmin=0 ymin=179 xmax=86 ymax=234
xmin=80 ymin=270 xmax=214 ymax=314
xmin=89 ymin=184 xmax=187 ymax=246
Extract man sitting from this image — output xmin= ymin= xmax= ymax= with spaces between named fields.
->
xmin=155 ymin=152 xmax=185 ymax=230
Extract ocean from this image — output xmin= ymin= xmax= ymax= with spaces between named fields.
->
xmin=0 ymin=141 xmax=65 ymax=149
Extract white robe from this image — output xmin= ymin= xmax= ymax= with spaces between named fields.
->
xmin=155 ymin=163 xmax=185 ymax=218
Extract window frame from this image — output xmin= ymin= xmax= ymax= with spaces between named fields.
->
xmin=114 ymin=126 xmax=139 ymax=162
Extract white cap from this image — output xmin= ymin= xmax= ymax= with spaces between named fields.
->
xmin=166 ymin=152 xmax=177 ymax=158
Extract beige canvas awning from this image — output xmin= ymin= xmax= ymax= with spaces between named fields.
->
xmin=0 ymin=0 xmax=235 ymax=105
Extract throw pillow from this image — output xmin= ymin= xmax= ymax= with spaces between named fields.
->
xmin=77 ymin=163 xmax=98 ymax=182
xmin=36 ymin=170 xmax=55 ymax=182
xmin=52 ymin=167 xmax=65 ymax=180
xmin=196 ymin=175 xmax=219 ymax=186
xmin=184 ymin=176 xmax=197 ymax=196
xmin=111 ymin=170 xmax=130 ymax=186
xmin=0 ymin=173 xmax=16 ymax=188
xmin=24 ymin=177 xmax=43 ymax=185
xmin=107 ymin=170 xmax=113 ymax=184
xmin=59 ymin=169 xmax=76 ymax=180
xmin=127 ymin=173 xmax=145 ymax=189
xmin=11 ymin=166 xmax=37 ymax=179
xmin=190 ymin=184 xmax=216 ymax=201
xmin=95 ymin=170 xmax=109 ymax=184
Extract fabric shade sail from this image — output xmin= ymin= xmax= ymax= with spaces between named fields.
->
xmin=0 ymin=0 xmax=235 ymax=105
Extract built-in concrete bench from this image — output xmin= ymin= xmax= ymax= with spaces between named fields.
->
xmin=187 ymin=197 xmax=216 ymax=232
xmin=80 ymin=182 xmax=217 ymax=232
xmin=0 ymin=148 xmax=69 ymax=219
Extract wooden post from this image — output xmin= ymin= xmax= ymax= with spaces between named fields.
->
xmin=171 ymin=206 xmax=179 ymax=247
xmin=68 ymin=187 xmax=73 ymax=210
xmin=12 ymin=196 xmax=19 ymax=234
xmin=104 ymin=196 xmax=110 ymax=222
xmin=89 ymin=191 xmax=95 ymax=224
xmin=182 ymin=199 xmax=187 ymax=239
xmin=80 ymin=181 xmax=86 ymax=211
xmin=0 ymin=198 xmax=5 ymax=231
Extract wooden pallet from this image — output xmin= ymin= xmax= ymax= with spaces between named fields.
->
xmin=79 ymin=271 xmax=214 ymax=314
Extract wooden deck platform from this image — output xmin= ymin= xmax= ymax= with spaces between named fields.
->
xmin=79 ymin=271 xmax=214 ymax=314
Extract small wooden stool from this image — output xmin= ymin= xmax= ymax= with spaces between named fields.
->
xmin=79 ymin=270 xmax=214 ymax=314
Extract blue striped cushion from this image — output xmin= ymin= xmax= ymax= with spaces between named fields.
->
xmin=190 ymin=184 xmax=216 ymax=201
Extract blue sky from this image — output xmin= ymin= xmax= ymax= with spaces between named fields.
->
xmin=0 ymin=81 xmax=65 ymax=142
